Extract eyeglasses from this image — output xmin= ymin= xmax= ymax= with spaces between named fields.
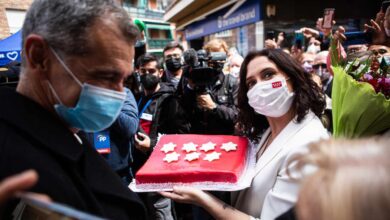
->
xmin=164 ymin=53 xmax=181 ymax=60
xmin=312 ymin=63 xmax=327 ymax=69
xmin=139 ymin=68 xmax=158 ymax=74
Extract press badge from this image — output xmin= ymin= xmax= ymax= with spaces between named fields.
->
xmin=93 ymin=130 xmax=111 ymax=154
xmin=140 ymin=113 xmax=153 ymax=121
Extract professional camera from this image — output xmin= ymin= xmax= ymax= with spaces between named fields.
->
xmin=183 ymin=49 xmax=227 ymax=93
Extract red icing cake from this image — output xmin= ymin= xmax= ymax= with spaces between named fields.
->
xmin=135 ymin=134 xmax=249 ymax=184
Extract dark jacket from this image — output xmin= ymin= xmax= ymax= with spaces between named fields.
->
xmin=133 ymin=83 xmax=190 ymax=171
xmin=82 ymin=88 xmax=139 ymax=184
xmin=138 ymin=82 xmax=190 ymax=147
xmin=0 ymin=87 xmax=146 ymax=220
xmin=181 ymin=73 xmax=239 ymax=134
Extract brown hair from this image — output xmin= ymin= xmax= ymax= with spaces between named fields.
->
xmin=294 ymin=138 xmax=390 ymax=220
xmin=237 ymin=49 xmax=325 ymax=141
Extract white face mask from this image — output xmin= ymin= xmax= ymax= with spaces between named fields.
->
xmin=247 ymin=78 xmax=294 ymax=117
xmin=230 ymin=66 xmax=240 ymax=77
xmin=302 ymin=61 xmax=313 ymax=73
xmin=307 ymin=44 xmax=320 ymax=54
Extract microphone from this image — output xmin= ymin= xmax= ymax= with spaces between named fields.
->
xmin=183 ymin=48 xmax=198 ymax=67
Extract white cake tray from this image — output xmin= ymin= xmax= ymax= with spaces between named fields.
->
xmin=129 ymin=142 xmax=256 ymax=192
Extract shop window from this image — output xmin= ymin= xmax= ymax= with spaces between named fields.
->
xmin=5 ymin=9 xmax=26 ymax=34
xmin=124 ymin=0 xmax=140 ymax=7
xmin=149 ymin=0 xmax=157 ymax=10
xmin=148 ymin=29 xmax=170 ymax=39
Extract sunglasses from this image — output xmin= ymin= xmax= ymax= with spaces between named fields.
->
xmin=139 ymin=68 xmax=158 ymax=74
xmin=370 ymin=49 xmax=389 ymax=55
xmin=312 ymin=63 xmax=327 ymax=69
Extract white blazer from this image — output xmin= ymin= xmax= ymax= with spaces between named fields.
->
xmin=231 ymin=112 xmax=329 ymax=220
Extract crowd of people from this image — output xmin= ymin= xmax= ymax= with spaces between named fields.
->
xmin=0 ymin=0 xmax=389 ymax=220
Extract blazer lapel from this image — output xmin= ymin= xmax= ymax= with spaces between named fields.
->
xmin=254 ymin=113 xmax=315 ymax=176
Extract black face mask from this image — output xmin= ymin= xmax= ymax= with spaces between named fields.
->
xmin=165 ymin=58 xmax=182 ymax=72
xmin=141 ymin=74 xmax=160 ymax=91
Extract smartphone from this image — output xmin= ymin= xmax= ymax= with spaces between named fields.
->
xmin=14 ymin=194 xmax=106 ymax=220
xmin=266 ymin=31 xmax=275 ymax=40
xmin=382 ymin=1 xmax=390 ymax=12
xmin=322 ymin=8 xmax=335 ymax=29
xmin=294 ymin=31 xmax=305 ymax=49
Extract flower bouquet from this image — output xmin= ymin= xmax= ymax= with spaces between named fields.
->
xmin=330 ymin=40 xmax=390 ymax=138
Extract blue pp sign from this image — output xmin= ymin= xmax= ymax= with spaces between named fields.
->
xmin=93 ymin=130 xmax=111 ymax=154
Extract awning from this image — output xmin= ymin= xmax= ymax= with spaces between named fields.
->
xmin=146 ymin=24 xmax=172 ymax=30
xmin=0 ymin=30 xmax=22 ymax=66
xmin=164 ymin=0 xmax=238 ymax=29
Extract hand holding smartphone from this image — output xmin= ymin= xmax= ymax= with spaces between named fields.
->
xmin=294 ymin=31 xmax=305 ymax=49
xmin=322 ymin=8 xmax=335 ymax=29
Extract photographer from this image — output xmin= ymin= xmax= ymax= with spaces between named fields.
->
xmin=180 ymin=41 xmax=239 ymax=135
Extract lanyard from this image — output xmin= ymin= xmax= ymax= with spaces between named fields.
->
xmin=137 ymin=97 xmax=153 ymax=118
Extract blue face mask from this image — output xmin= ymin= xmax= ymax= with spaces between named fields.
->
xmin=48 ymin=48 xmax=126 ymax=132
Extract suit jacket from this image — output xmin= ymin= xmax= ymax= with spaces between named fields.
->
xmin=0 ymin=87 xmax=146 ymax=219
xmin=232 ymin=112 xmax=329 ymax=220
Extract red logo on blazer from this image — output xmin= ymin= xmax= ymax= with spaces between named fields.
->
xmin=272 ymin=81 xmax=282 ymax=88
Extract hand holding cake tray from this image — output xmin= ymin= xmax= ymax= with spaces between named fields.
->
xmin=129 ymin=134 xmax=256 ymax=192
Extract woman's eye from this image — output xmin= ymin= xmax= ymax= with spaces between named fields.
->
xmin=247 ymin=81 xmax=256 ymax=89
xmin=262 ymin=70 xmax=276 ymax=80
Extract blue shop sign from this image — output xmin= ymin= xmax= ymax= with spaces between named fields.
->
xmin=185 ymin=0 xmax=261 ymax=40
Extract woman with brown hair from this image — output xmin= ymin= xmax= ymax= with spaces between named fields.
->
xmin=161 ymin=49 xmax=329 ymax=219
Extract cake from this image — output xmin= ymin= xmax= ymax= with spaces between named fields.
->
xmin=135 ymin=134 xmax=249 ymax=185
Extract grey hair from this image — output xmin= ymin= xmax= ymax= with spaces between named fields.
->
xmin=22 ymin=0 xmax=139 ymax=57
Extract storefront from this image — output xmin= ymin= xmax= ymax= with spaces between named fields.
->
xmin=184 ymin=0 xmax=263 ymax=56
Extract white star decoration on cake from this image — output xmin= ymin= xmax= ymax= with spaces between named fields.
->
xmin=161 ymin=142 xmax=177 ymax=153
xmin=203 ymin=151 xmax=221 ymax=162
xmin=182 ymin=142 xmax=198 ymax=153
xmin=200 ymin=142 xmax=216 ymax=152
xmin=184 ymin=152 xmax=201 ymax=162
xmin=221 ymin=142 xmax=237 ymax=152
xmin=163 ymin=152 xmax=180 ymax=163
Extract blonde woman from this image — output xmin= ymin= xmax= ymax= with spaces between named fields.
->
xmin=295 ymin=138 xmax=390 ymax=220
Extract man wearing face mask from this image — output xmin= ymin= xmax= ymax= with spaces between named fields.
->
xmin=313 ymin=51 xmax=332 ymax=98
xmin=133 ymin=53 xmax=190 ymax=220
xmin=181 ymin=39 xmax=239 ymax=135
xmin=134 ymin=54 xmax=190 ymax=153
xmin=162 ymin=42 xmax=185 ymax=90
xmin=0 ymin=0 xmax=146 ymax=219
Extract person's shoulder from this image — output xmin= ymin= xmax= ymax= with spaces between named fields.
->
xmin=284 ymin=114 xmax=329 ymax=155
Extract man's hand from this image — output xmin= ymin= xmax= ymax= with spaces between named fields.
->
xmin=365 ymin=18 xmax=387 ymax=45
xmin=332 ymin=26 xmax=347 ymax=45
xmin=0 ymin=170 xmax=38 ymax=205
xmin=134 ymin=132 xmax=151 ymax=153
xmin=300 ymin=27 xmax=320 ymax=39
xmin=196 ymin=94 xmax=217 ymax=110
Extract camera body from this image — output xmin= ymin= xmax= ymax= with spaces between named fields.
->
xmin=184 ymin=49 xmax=227 ymax=94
